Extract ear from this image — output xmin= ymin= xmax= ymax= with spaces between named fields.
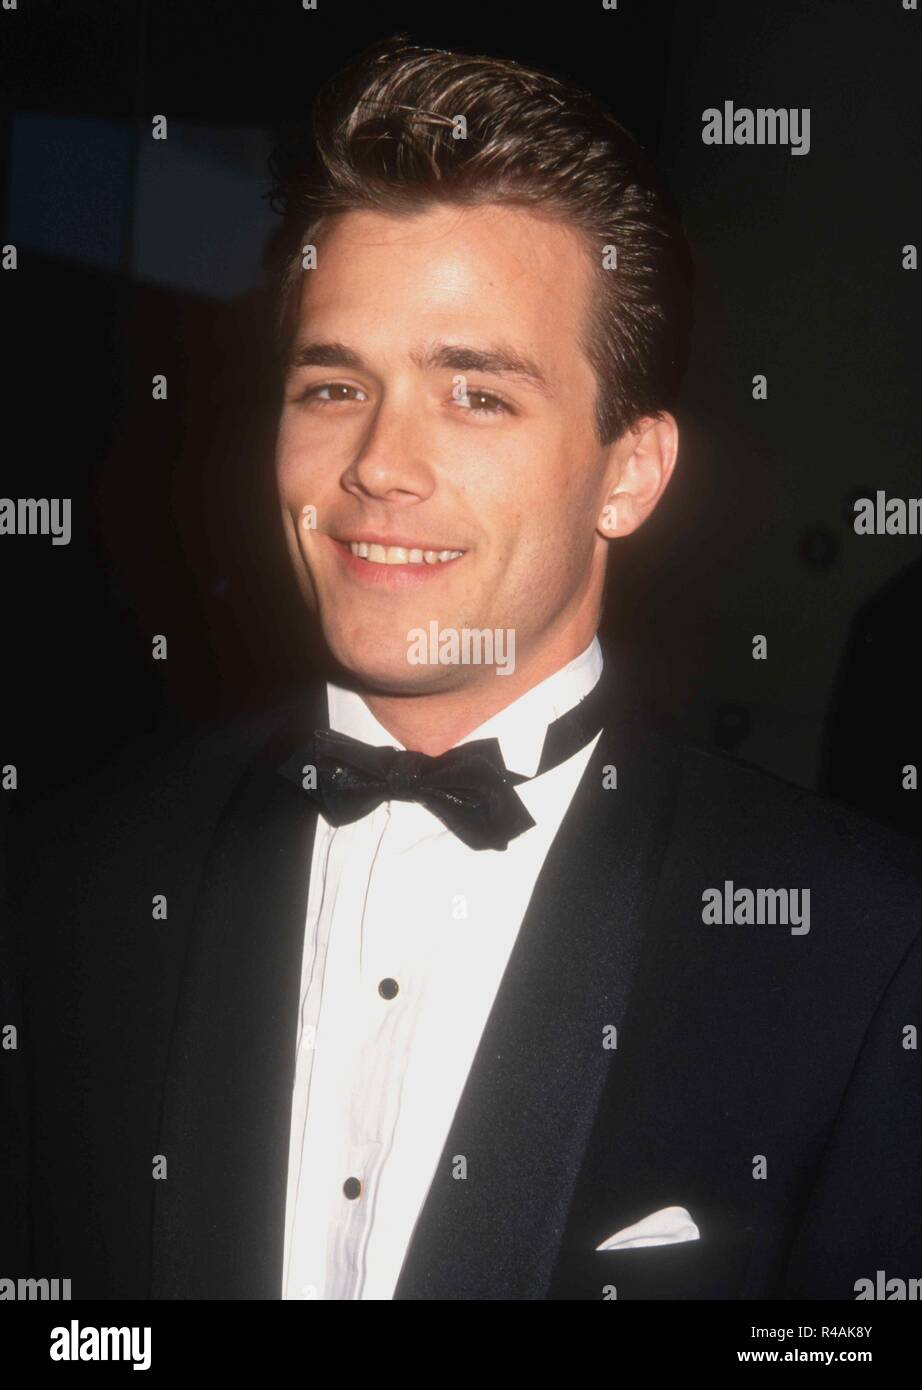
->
xmin=597 ymin=413 xmax=679 ymax=539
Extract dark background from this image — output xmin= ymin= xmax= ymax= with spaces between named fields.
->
xmin=1 ymin=0 xmax=920 ymax=834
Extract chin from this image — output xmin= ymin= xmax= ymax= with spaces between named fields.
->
xmin=324 ymin=633 xmax=465 ymax=697
xmin=342 ymin=666 xmax=462 ymax=699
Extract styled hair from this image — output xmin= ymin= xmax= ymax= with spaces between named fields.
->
xmin=266 ymin=35 xmax=693 ymax=445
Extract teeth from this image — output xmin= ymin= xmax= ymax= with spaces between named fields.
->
xmin=348 ymin=541 xmax=463 ymax=565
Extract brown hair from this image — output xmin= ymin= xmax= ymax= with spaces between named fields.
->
xmin=267 ymin=35 xmax=693 ymax=445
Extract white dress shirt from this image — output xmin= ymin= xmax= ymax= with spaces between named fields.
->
xmin=282 ymin=636 xmax=605 ymax=1300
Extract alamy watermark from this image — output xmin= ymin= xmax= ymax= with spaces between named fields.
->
xmin=0 ymin=497 xmax=71 ymax=545
xmin=854 ymin=1270 xmax=922 ymax=1300
xmin=702 ymin=102 xmax=811 ymax=156
xmin=0 ymin=1275 xmax=71 ymax=1299
xmin=406 ymin=622 xmax=516 ymax=675
xmin=853 ymin=490 xmax=922 ymax=535
xmin=701 ymin=880 xmax=811 ymax=935
xmin=50 ymin=1320 xmax=151 ymax=1371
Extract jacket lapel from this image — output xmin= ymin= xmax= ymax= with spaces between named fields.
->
xmin=393 ymin=691 xmax=682 ymax=1299
xmin=150 ymin=690 xmax=325 ymax=1299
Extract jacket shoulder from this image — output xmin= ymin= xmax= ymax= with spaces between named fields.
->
xmin=10 ymin=701 xmax=302 ymax=890
xmin=678 ymin=737 xmax=922 ymax=874
xmin=664 ymin=735 xmax=922 ymax=961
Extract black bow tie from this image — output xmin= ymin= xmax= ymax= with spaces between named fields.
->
xmin=277 ymin=673 xmax=610 ymax=852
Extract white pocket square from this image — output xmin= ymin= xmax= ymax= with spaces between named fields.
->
xmin=595 ymin=1205 xmax=700 ymax=1251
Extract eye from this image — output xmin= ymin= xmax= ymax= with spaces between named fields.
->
xmin=453 ymin=385 xmax=513 ymax=417
xmin=297 ymin=382 xmax=368 ymax=406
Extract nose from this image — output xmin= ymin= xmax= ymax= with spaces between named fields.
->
xmin=342 ymin=391 xmax=436 ymax=505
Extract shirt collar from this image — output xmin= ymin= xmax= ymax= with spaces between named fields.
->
xmin=326 ymin=635 xmax=604 ymax=779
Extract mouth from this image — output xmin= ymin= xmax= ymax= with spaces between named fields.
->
xmin=343 ymin=539 xmax=465 ymax=566
xmin=327 ymin=535 xmax=467 ymax=586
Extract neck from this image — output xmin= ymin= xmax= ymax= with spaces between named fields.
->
xmin=360 ymin=631 xmax=598 ymax=756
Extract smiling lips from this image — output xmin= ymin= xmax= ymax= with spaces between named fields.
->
xmin=347 ymin=540 xmax=465 ymax=565
xmin=328 ymin=534 xmax=466 ymax=583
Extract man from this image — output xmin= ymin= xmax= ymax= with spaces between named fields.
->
xmin=9 ymin=36 xmax=922 ymax=1301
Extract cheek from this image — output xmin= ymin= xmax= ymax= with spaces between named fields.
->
xmin=274 ymin=434 xmax=298 ymax=499
xmin=501 ymin=492 xmax=595 ymax=598
xmin=495 ymin=525 xmax=561 ymax=606
xmin=274 ymin=453 xmax=317 ymax=563
xmin=275 ymin=417 xmax=319 ymax=492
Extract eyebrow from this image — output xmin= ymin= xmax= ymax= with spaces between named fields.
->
xmin=286 ymin=338 xmax=553 ymax=396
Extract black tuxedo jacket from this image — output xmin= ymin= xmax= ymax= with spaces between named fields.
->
xmin=6 ymin=667 xmax=922 ymax=1300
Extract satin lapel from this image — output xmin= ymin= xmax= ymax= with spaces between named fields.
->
xmin=150 ymin=693 xmax=324 ymax=1299
xmin=393 ymin=697 xmax=682 ymax=1300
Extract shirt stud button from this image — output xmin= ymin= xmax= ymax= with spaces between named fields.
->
xmin=343 ymin=1176 xmax=362 ymax=1200
xmin=378 ymin=977 xmax=399 ymax=1000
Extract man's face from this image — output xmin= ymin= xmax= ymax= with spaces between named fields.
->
xmin=275 ymin=202 xmax=620 ymax=693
